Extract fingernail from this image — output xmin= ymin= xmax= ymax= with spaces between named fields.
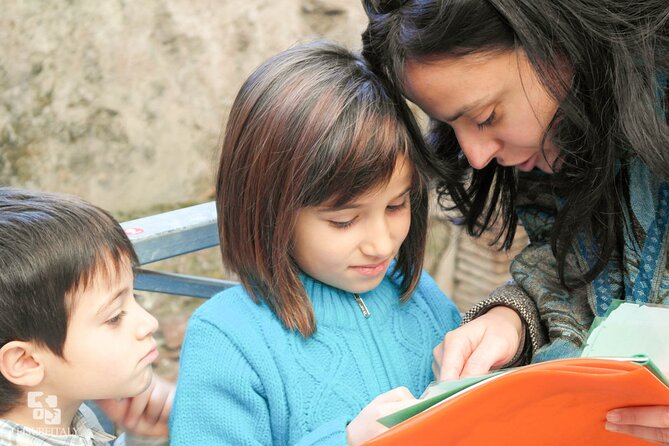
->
xmin=605 ymin=422 xmax=619 ymax=432
xmin=606 ymin=411 xmax=621 ymax=423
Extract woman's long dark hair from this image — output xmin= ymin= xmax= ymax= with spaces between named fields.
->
xmin=362 ymin=0 xmax=669 ymax=286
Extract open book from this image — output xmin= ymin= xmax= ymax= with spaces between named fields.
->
xmin=364 ymin=302 xmax=669 ymax=446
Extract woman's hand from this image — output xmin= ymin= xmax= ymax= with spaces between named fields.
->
xmin=432 ymin=306 xmax=523 ymax=381
xmin=97 ymin=373 xmax=175 ymax=438
xmin=346 ymin=387 xmax=418 ymax=445
xmin=606 ymin=406 xmax=669 ymax=445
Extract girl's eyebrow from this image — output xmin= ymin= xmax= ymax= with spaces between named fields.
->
xmin=317 ymin=187 xmax=412 ymax=213
xmin=316 ymin=202 xmax=361 ymax=212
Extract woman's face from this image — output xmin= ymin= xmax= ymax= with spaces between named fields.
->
xmin=403 ymin=49 xmax=561 ymax=173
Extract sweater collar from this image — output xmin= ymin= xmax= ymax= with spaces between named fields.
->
xmin=300 ymin=272 xmax=402 ymax=328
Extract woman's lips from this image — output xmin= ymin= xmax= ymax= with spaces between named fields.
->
xmin=516 ymin=154 xmax=537 ymax=172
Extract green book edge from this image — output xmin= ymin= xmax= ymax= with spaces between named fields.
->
xmin=584 ymin=298 xmax=626 ymax=338
xmin=582 ymin=300 xmax=669 ymax=386
xmin=377 ymin=371 xmax=504 ymax=428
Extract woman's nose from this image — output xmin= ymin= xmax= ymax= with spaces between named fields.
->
xmin=457 ymin=131 xmax=503 ymax=170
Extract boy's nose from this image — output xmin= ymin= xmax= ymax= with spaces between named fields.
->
xmin=136 ymin=306 xmax=159 ymax=339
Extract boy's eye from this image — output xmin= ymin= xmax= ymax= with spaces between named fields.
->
xmin=106 ymin=311 xmax=127 ymax=326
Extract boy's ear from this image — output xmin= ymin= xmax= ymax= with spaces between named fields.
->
xmin=0 ymin=341 xmax=45 ymax=387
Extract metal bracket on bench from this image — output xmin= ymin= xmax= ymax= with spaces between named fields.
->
xmin=121 ymin=201 xmax=237 ymax=298
xmin=134 ymin=268 xmax=236 ymax=298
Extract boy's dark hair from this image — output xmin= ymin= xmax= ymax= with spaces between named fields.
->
xmin=216 ymin=41 xmax=430 ymax=337
xmin=0 ymin=187 xmax=138 ymax=415
xmin=362 ymin=0 xmax=669 ymax=286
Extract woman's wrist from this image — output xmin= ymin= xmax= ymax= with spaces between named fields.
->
xmin=486 ymin=306 xmax=523 ymax=339
xmin=483 ymin=306 xmax=525 ymax=366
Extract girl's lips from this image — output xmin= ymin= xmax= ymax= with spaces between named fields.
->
xmin=351 ymin=259 xmax=389 ymax=277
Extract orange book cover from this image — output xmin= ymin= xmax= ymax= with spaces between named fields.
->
xmin=364 ymin=357 xmax=669 ymax=446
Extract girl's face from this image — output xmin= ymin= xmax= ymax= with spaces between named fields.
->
xmin=292 ymin=155 xmax=413 ymax=294
xmin=403 ymin=49 xmax=561 ymax=173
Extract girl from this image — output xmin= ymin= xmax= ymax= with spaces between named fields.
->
xmin=169 ymin=41 xmax=461 ymax=445
xmin=362 ymin=0 xmax=669 ymax=443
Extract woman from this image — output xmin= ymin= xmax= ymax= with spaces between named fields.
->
xmin=362 ymin=0 xmax=669 ymax=443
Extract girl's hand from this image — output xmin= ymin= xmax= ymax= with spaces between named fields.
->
xmin=606 ymin=406 xmax=669 ymax=445
xmin=96 ymin=374 xmax=175 ymax=438
xmin=346 ymin=387 xmax=418 ymax=445
xmin=432 ymin=306 xmax=523 ymax=381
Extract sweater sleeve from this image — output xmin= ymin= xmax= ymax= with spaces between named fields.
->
xmin=462 ymin=281 xmax=546 ymax=366
xmin=511 ymin=172 xmax=596 ymax=361
xmin=293 ymin=416 xmax=350 ymax=446
xmin=169 ymin=315 xmax=273 ymax=446
xmin=463 ymin=171 xmax=592 ymax=364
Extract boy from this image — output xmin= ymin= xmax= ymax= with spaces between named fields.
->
xmin=0 ymin=187 xmax=173 ymax=445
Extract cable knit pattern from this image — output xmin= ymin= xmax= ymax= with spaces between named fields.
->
xmin=169 ymin=269 xmax=460 ymax=446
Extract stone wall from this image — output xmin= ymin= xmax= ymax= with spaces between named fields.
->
xmin=1 ymin=1 xmax=528 ymax=384
xmin=0 ymin=0 xmax=368 ymax=214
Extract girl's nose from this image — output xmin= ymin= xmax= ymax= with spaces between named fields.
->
xmin=360 ymin=218 xmax=394 ymax=259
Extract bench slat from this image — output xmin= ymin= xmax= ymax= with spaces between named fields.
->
xmin=121 ymin=201 xmax=219 ymax=265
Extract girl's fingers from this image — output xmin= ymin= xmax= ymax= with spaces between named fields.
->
xmin=372 ymin=386 xmax=415 ymax=403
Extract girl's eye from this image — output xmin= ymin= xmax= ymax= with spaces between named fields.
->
xmin=387 ymin=198 xmax=409 ymax=212
xmin=477 ymin=110 xmax=496 ymax=130
xmin=106 ymin=311 xmax=127 ymax=326
xmin=329 ymin=219 xmax=355 ymax=229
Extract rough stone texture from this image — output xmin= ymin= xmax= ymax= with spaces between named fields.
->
xmin=0 ymin=0 xmax=368 ymax=214
xmin=1 ymin=1 xmax=526 ymax=387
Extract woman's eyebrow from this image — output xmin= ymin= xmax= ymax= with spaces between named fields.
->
xmin=443 ymin=98 xmax=486 ymax=122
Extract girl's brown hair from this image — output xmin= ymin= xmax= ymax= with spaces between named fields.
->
xmin=216 ymin=41 xmax=429 ymax=336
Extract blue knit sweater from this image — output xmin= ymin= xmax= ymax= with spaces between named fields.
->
xmin=169 ymin=269 xmax=460 ymax=445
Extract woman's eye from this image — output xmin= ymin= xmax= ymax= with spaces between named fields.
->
xmin=477 ymin=111 xmax=496 ymax=130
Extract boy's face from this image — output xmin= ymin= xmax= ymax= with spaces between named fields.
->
xmin=40 ymin=258 xmax=159 ymax=402
xmin=293 ymin=156 xmax=413 ymax=294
